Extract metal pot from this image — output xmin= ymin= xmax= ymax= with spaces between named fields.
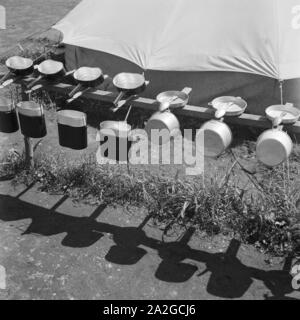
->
xmin=99 ymin=120 xmax=132 ymax=162
xmin=256 ymin=111 xmax=293 ymax=167
xmin=200 ymin=118 xmax=232 ymax=157
xmin=17 ymin=101 xmax=47 ymax=138
xmin=145 ymin=110 xmax=180 ymax=145
xmin=144 ymin=88 xmax=192 ymax=145
xmin=0 ymin=97 xmax=19 ymax=133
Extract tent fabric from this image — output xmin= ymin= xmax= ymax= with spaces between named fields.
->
xmin=54 ymin=0 xmax=300 ymax=80
xmin=64 ymin=44 xmax=300 ymax=115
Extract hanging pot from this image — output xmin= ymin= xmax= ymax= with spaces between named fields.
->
xmin=57 ymin=110 xmax=87 ymax=150
xmin=0 ymin=56 xmax=34 ymax=88
xmin=111 ymin=73 xmax=149 ymax=112
xmin=145 ymin=111 xmax=180 ymax=145
xmin=0 ymin=97 xmax=19 ymax=133
xmin=17 ymin=101 xmax=47 ymax=138
xmin=27 ymin=59 xmax=65 ymax=89
xmin=256 ymin=111 xmax=293 ymax=167
xmin=99 ymin=121 xmax=132 ymax=162
xmin=144 ymin=88 xmax=192 ymax=145
xmin=67 ymin=67 xmax=108 ymax=104
xmin=200 ymin=110 xmax=232 ymax=157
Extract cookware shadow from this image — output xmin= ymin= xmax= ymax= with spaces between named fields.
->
xmin=0 ymin=193 xmax=296 ymax=300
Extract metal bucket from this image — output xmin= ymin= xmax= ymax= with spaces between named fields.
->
xmin=0 ymin=97 xmax=19 ymax=133
xmin=57 ymin=110 xmax=87 ymax=150
xmin=17 ymin=101 xmax=47 ymax=138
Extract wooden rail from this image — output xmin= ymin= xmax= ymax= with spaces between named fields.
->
xmin=43 ymin=82 xmax=300 ymax=134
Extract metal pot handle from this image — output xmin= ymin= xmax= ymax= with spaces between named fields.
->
xmin=272 ymin=112 xmax=287 ymax=129
xmin=181 ymin=87 xmax=192 ymax=95
xmin=0 ymin=78 xmax=14 ymax=89
xmin=66 ymin=87 xmax=90 ymax=104
xmin=27 ymin=75 xmax=43 ymax=89
xmin=0 ymin=71 xmax=13 ymax=84
xmin=215 ymin=108 xmax=226 ymax=120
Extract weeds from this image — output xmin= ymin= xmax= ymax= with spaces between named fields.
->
xmin=1 ymin=147 xmax=299 ymax=257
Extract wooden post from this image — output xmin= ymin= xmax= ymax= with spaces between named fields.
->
xmin=20 ymin=83 xmax=34 ymax=169
xmin=24 ymin=136 xmax=34 ymax=169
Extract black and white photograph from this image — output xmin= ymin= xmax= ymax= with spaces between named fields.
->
xmin=0 ymin=0 xmax=300 ymax=305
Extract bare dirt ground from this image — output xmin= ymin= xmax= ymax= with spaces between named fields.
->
xmin=0 ymin=0 xmax=299 ymax=300
xmin=0 ymin=180 xmax=299 ymax=300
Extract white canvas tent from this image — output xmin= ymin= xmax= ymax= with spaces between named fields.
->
xmin=54 ymin=0 xmax=300 ymax=114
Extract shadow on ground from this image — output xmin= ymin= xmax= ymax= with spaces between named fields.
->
xmin=0 ymin=185 xmax=298 ymax=300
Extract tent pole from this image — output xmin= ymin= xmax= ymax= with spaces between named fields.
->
xmin=279 ymin=79 xmax=284 ymax=105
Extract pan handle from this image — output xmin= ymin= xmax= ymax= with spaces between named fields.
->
xmin=27 ymin=75 xmax=43 ymax=89
xmin=0 ymin=71 xmax=13 ymax=84
xmin=25 ymin=84 xmax=44 ymax=95
xmin=215 ymin=108 xmax=226 ymax=120
xmin=113 ymin=91 xmax=126 ymax=106
xmin=65 ymin=69 xmax=76 ymax=77
xmin=0 ymin=78 xmax=15 ymax=89
xmin=272 ymin=112 xmax=287 ymax=128
xmin=69 ymin=83 xmax=83 ymax=97
xmin=159 ymin=97 xmax=177 ymax=112
xmin=181 ymin=87 xmax=192 ymax=95
xmin=66 ymin=87 xmax=90 ymax=104
xmin=112 ymin=95 xmax=138 ymax=113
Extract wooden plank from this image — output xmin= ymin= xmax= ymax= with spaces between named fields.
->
xmin=18 ymin=81 xmax=300 ymax=134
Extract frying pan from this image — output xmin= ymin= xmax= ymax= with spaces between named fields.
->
xmin=67 ymin=67 xmax=107 ymax=104
xmin=112 ymin=73 xmax=149 ymax=112
xmin=156 ymin=87 xmax=192 ymax=112
xmin=265 ymin=103 xmax=300 ymax=125
xmin=0 ymin=56 xmax=34 ymax=88
xmin=27 ymin=59 xmax=65 ymax=89
xmin=209 ymin=96 xmax=247 ymax=117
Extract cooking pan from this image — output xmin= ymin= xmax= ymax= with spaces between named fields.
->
xmin=112 ymin=73 xmax=149 ymax=112
xmin=25 ymin=69 xmax=76 ymax=96
xmin=67 ymin=67 xmax=107 ymax=104
xmin=0 ymin=56 xmax=34 ymax=88
xmin=156 ymin=87 xmax=192 ymax=112
xmin=209 ymin=96 xmax=247 ymax=117
xmin=265 ymin=103 xmax=300 ymax=125
xmin=27 ymin=59 xmax=65 ymax=89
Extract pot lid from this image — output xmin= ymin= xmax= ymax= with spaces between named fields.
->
xmin=57 ymin=110 xmax=87 ymax=127
xmin=0 ymin=97 xmax=13 ymax=112
xmin=17 ymin=101 xmax=43 ymax=117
